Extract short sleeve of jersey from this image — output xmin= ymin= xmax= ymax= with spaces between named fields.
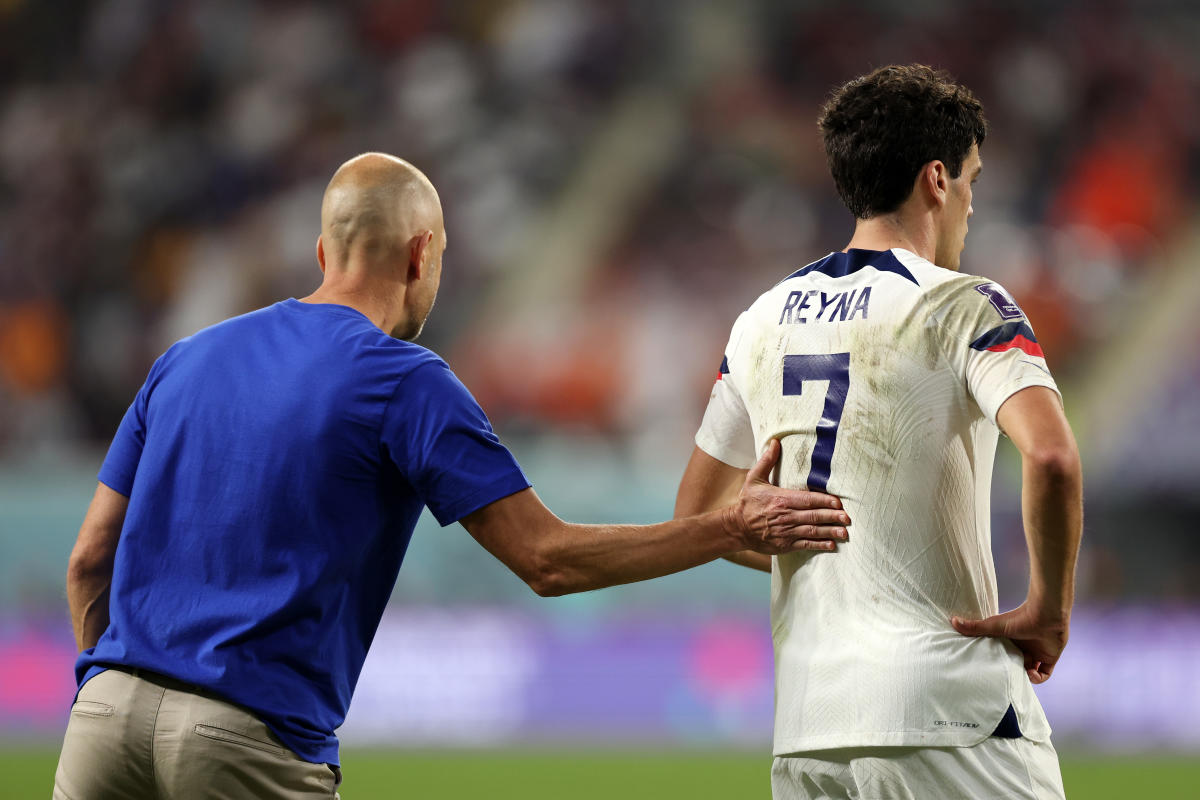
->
xmin=935 ymin=279 xmax=1061 ymax=425
xmin=98 ymin=352 xmax=170 ymax=497
xmin=382 ymin=359 xmax=531 ymax=526
xmin=694 ymin=316 xmax=757 ymax=469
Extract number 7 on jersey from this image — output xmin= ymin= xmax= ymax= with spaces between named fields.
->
xmin=782 ymin=353 xmax=851 ymax=492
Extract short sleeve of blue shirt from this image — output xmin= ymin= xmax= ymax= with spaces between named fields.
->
xmin=382 ymin=359 xmax=530 ymax=525
xmin=98 ymin=355 xmax=166 ymax=497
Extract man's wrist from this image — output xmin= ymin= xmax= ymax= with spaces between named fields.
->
xmin=720 ymin=503 xmax=747 ymax=551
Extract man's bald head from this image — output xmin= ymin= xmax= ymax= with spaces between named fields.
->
xmin=319 ymin=153 xmax=444 ymax=272
xmin=310 ymin=153 xmax=446 ymax=341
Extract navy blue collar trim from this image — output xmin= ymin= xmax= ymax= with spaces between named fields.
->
xmin=784 ymin=249 xmax=919 ymax=286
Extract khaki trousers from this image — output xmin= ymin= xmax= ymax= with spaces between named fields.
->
xmin=54 ymin=668 xmax=341 ymax=800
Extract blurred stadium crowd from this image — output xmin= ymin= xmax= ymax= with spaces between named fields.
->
xmin=1 ymin=0 xmax=1199 ymax=609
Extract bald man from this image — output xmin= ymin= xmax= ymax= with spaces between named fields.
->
xmin=55 ymin=153 xmax=849 ymax=799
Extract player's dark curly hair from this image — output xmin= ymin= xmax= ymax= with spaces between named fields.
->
xmin=818 ymin=64 xmax=987 ymax=219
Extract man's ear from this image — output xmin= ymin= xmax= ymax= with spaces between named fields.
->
xmin=316 ymin=235 xmax=327 ymax=274
xmin=922 ymin=160 xmax=949 ymax=208
xmin=408 ymin=230 xmax=434 ymax=280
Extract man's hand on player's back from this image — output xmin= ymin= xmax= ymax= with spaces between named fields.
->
xmin=729 ymin=439 xmax=850 ymax=555
xmin=463 ymin=439 xmax=848 ymax=596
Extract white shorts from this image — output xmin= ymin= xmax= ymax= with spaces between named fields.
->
xmin=771 ymin=737 xmax=1066 ymax=800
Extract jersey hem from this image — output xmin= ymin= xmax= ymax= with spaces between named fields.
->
xmin=773 ymin=728 xmax=992 ymax=755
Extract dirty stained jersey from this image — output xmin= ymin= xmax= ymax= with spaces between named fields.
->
xmin=695 ymin=247 xmax=1060 ymax=755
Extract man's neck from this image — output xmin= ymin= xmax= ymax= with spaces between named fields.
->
xmin=844 ymin=213 xmax=935 ymax=263
xmin=300 ymin=285 xmax=401 ymax=337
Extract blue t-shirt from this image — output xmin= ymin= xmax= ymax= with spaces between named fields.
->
xmin=77 ymin=299 xmax=530 ymax=765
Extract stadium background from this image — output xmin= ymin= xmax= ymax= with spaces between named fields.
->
xmin=1 ymin=0 xmax=1198 ymax=797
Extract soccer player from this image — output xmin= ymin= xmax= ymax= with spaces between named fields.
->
xmin=675 ymin=65 xmax=1083 ymax=798
xmin=55 ymin=153 xmax=851 ymax=799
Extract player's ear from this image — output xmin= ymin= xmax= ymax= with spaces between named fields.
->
xmin=923 ymin=160 xmax=949 ymax=208
xmin=316 ymin=236 xmax=327 ymax=274
xmin=408 ymin=230 xmax=433 ymax=281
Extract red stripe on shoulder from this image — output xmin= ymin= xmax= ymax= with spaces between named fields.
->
xmin=985 ymin=335 xmax=1044 ymax=358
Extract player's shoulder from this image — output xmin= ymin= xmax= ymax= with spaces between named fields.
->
xmin=887 ymin=251 xmax=1015 ymax=310
xmin=922 ymin=270 xmax=1029 ymax=330
xmin=890 ymin=248 xmax=954 ymax=286
xmin=887 ymin=249 xmax=998 ymax=300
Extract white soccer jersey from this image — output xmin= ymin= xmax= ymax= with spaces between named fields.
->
xmin=696 ymin=247 xmax=1060 ymax=754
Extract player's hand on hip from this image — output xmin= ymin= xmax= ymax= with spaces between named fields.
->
xmin=727 ymin=439 xmax=851 ymax=555
xmin=951 ymin=603 xmax=1070 ymax=684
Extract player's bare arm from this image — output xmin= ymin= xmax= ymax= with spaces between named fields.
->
xmin=67 ymin=482 xmax=128 ymax=651
xmin=462 ymin=440 xmax=848 ymax=595
xmin=673 ymin=445 xmax=849 ymax=574
xmin=952 ymin=385 xmax=1083 ymax=684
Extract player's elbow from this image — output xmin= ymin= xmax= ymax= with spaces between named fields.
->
xmin=1024 ymin=442 xmax=1081 ymax=485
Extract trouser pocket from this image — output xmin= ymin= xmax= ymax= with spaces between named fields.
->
xmin=70 ymin=700 xmax=115 ymax=718
xmin=193 ymin=722 xmax=296 ymax=760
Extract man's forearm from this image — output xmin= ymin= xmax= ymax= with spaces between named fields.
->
xmin=67 ymin=484 xmax=129 ymax=651
xmin=465 ymin=446 xmax=847 ymax=597
xmin=1021 ymin=451 xmax=1083 ymax=619
xmin=536 ymin=510 xmax=749 ymax=596
xmin=68 ymin=567 xmax=113 ymax=651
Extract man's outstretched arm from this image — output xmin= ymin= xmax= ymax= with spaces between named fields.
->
xmin=952 ymin=386 xmax=1083 ymax=683
xmin=462 ymin=440 xmax=848 ymax=596
xmin=68 ymin=482 xmax=129 ymax=651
